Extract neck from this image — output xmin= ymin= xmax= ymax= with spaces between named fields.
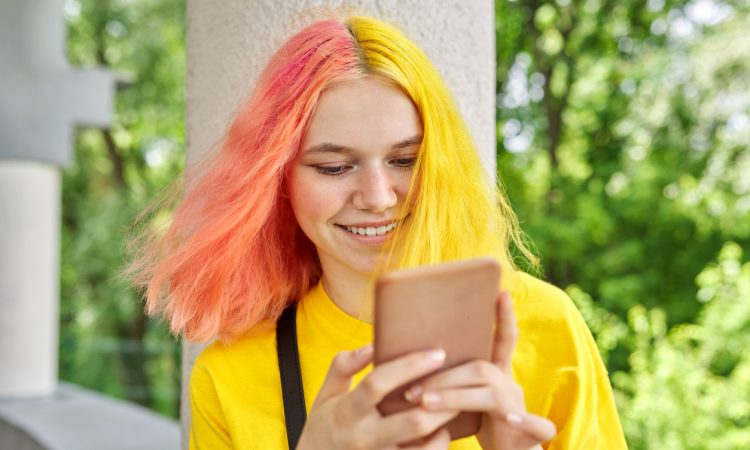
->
xmin=319 ymin=263 xmax=375 ymax=324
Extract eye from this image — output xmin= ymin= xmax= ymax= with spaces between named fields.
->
xmin=391 ymin=156 xmax=417 ymax=169
xmin=314 ymin=165 xmax=350 ymax=176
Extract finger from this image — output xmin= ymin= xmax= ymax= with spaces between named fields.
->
xmin=401 ymin=428 xmax=451 ymax=450
xmin=418 ymin=386 xmax=518 ymax=415
xmin=506 ymin=412 xmax=557 ymax=444
xmin=372 ymin=408 xmax=458 ymax=448
xmin=314 ymin=344 xmax=373 ymax=405
xmin=348 ymin=348 xmax=446 ymax=415
xmin=405 ymin=360 xmax=504 ymax=395
xmin=492 ymin=291 xmax=518 ymax=372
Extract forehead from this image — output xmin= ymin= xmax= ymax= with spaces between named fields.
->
xmin=301 ymin=76 xmax=422 ymax=150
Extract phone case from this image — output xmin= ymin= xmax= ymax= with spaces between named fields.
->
xmin=374 ymin=257 xmax=500 ymax=441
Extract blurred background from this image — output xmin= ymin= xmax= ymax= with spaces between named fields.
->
xmin=58 ymin=0 xmax=748 ymax=448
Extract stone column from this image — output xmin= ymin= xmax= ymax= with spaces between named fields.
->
xmin=184 ymin=0 xmax=495 ymax=445
xmin=0 ymin=0 xmax=113 ymax=397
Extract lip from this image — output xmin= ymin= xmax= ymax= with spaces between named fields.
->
xmin=337 ymin=219 xmax=399 ymax=228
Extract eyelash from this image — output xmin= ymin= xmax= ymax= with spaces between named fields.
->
xmin=315 ymin=166 xmax=349 ymax=177
xmin=392 ymin=157 xmax=418 ymax=168
xmin=313 ymin=157 xmax=417 ymax=177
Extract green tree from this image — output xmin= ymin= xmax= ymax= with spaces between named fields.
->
xmin=61 ymin=0 xmax=185 ymax=417
xmin=614 ymin=243 xmax=750 ymax=449
xmin=496 ymin=0 xmax=750 ymax=446
xmin=496 ymin=0 xmax=750 ymax=368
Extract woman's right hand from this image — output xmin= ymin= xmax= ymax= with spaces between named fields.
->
xmin=296 ymin=345 xmax=459 ymax=450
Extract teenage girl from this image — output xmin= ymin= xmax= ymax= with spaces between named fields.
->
xmin=129 ymin=15 xmax=628 ymax=450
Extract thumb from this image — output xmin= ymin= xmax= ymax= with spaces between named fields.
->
xmin=314 ymin=344 xmax=373 ymax=406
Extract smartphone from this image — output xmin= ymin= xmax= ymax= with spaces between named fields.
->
xmin=373 ymin=257 xmax=500 ymax=441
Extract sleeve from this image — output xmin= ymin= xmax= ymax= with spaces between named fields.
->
xmin=544 ymin=304 xmax=629 ymax=450
xmin=188 ymin=357 xmax=233 ymax=450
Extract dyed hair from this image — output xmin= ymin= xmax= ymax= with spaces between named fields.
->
xmin=127 ymin=16 xmax=536 ymax=342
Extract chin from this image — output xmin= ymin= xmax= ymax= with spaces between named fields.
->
xmin=344 ymin=255 xmax=382 ymax=276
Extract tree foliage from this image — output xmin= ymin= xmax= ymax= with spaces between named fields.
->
xmin=496 ymin=0 xmax=750 ymax=445
xmin=62 ymin=0 xmax=184 ymax=417
xmin=614 ymin=243 xmax=750 ymax=449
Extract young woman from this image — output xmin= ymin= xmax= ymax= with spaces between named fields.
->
xmin=129 ymin=15 xmax=628 ymax=450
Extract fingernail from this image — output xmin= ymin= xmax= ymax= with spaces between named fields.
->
xmin=425 ymin=348 xmax=446 ymax=363
xmin=506 ymin=412 xmax=523 ymax=424
xmin=422 ymin=392 xmax=441 ymax=406
xmin=355 ymin=345 xmax=373 ymax=357
xmin=404 ymin=384 xmax=423 ymax=403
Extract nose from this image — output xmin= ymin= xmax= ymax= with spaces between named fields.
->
xmin=352 ymin=165 xmax=398 ymax=213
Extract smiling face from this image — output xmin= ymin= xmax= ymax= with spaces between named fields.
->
xmin=286 ymin=76 xmax=423 ymax=279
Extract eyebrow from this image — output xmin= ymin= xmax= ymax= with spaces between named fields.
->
xmin=303 ymin=135 xmax=423 ymax=154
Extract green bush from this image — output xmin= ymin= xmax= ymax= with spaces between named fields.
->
xmin=614 ymin=242 xmax=750 ymax=449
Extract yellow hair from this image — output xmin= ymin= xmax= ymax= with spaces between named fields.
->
xmin=346 ymin=16 xmax=538 ymax=293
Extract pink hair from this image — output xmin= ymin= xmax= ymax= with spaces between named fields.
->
xmin=128 ymin=20 xmax=364 ymax=342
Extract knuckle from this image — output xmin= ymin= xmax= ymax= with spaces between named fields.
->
xmin=490 ymin=387 xmax=504 ymax=406
xmin=359 ymin=376 xmax=385 ymax=400
xmin=499 ymin=373 xmax=524 ymax=401
xmin=339 ymin=424 xmax=369 ymax=450
xmin=405 ymin=353 xmax=429 ymax=372
xmin=331 ymin=401 xmax=349 ymax=428
xmin=348 ymin=439 xmax=369 ymax=450
xmin=342 ymin=439 xmax=362 ymax=450
xmin=405 ymin=411 xmax=433 ymax=435
xmin=331 ymin=352 xmax=349 ymax=371
xmin=472 ymin=360 xmax=494 ymax=380
xmin=428 ymin=429 xmax=450 ymax=448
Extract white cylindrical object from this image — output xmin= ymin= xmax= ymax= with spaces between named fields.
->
xmin=0 ymin=160 xmax=60 ymax=397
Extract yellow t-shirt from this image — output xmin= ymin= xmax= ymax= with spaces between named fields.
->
xmin=189 ymin=273 xmax=628 ymax=449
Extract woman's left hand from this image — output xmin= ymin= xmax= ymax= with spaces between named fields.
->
xmin=403 ymin=291 xmax=557 ymax=450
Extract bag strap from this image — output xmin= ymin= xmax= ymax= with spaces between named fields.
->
xmin=276 ymin=303 xmax=307 ymax=449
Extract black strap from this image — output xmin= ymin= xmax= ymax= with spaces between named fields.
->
xmin=276 ymin=304 xmax=307 ymax=449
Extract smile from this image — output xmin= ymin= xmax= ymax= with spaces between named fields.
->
xmin=342 ymin=221 xmax=400 ymax=237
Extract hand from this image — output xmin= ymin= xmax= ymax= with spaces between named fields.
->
xmin=296 ymin=344 xmax=460 ymax=450
xmin=403 ymin=291 xmax=557 ymax=450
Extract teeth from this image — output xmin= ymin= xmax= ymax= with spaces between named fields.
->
xmin=344 ymin=222 xmax=399 ymax=237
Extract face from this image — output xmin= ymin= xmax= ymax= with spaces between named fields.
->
xmin=287 ymin=76 xmax=422 ymax=278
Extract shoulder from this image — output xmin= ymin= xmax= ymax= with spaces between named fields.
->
xmin=188 ymin=322 xmax=291 ymax=448
xmin=510 ymin=271 xmax=605 ymax=372
xmin=514 ymin=273 xmax=603 ymax=372
xmin=512 ymin=271 xmax=584 ymax=328
xmin=191 ymin=321 xmax=279 ymax=387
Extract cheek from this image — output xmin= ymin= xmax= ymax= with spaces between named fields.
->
xmin=288 ymin=172 xmax=345 ymax=224
xmin=398 ymin=170 xmax=420 ymax=205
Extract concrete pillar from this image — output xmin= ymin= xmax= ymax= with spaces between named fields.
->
xmin=184 ymin=0 xmax=495 ymax=445
xmin=0 ymin=163 xmax=60 ymax=398
xmin=0 ymin=0 xmax=113 ymax=397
